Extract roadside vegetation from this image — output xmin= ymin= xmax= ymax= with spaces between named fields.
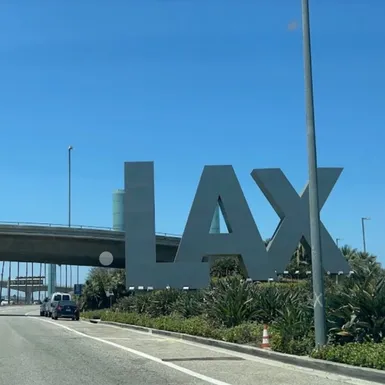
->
xmin=79 ymin=244 xmax=385 ymax=370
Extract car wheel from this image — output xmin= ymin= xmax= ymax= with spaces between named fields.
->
xmin=40 ymin=311 xmax=44 ymax=316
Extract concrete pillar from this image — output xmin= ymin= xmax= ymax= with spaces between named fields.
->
xmin=25 ymin=288 xmax=32 ymax=305
xmin=7 ymin=279 xmax=11 ymax=305
xmin=47 ymin=264 xmax=56 ymax=297
xmin=210 ymin=205 xmax=221 ymax=234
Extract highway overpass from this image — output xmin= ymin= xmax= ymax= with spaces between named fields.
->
xmin=0 ymin=222 xmax=180 ymax=268
xmin=0 ymin=281 xmax=71 ymax=293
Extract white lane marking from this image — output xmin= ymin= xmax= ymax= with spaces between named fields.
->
xmin=80 ymin=321 xmax=376 ymax=385
xmin=25 ymin=310 xmax=37 ymax=316
xmin=31 ymin=317 xmax=232 ymax=385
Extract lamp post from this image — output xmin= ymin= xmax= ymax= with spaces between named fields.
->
xmin=361 ymin=217 xmax=370 ymax=253
xmin=68 ymin=145 xmax=73 ymax=290
xmin=39 ymin=263 xmax=42 ymax=301
xmin=7 ymin=262 xmax=11 ymax=305
xmin=301 ymin=0 xmax=326 ymax=347
xmin=0 ymin=261 xmax=4 ymax=301
xmin=31 ymin=263 xmax=34 ymax=302
xmin=17 ymin=262 xmax=20 ymax=304
xmin=25 ymin=262 xmax=28 ymax=304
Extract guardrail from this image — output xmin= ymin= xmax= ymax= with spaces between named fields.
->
xmin=0 ymin=221 xmax=181 ymax=238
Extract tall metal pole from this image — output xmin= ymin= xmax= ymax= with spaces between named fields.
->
xmin=0 ymin=261 xmax=4 ymax=301
xmin=25 ymin=262 xmax=28 ymax=304
xmin=44 ymin=263 xmax=47 ymax=298
xmin=68 ymin=145 xmax=78 ymax=287
xmin=39 ymin=263 xmax=42 ymax=301
xmin=31 ymin=263 xmax=34 ymax=302
xmin=301 ymin=0 xmax=326 ymax=347
xmin=7 ymin=262 xmax=11 ymax=305
xmin=17 ymin=262 xmax=20 ymax=304
xmin=361 ymin=217 xmax=370 ymax=253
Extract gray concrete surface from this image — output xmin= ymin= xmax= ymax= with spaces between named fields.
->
xmin=0 ymin=306 xmax=379 ymax=385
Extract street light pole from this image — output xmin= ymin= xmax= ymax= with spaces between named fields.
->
xmin=336 ymin=238 xmax=343 ymax=247
xmin=17 ymin=262 xmax=20 ymax=304
xmin=7 ymin=262 xmax=11 ymax=305
xmin=25 ymin=262 xmax=28 ymax=304
xmin=361 ymin=217 xmax=370 ymax=253
xmin=68 ymin=145 xmax=75 ymax=289
xmin=301 ymin=0 xmax=326 ymax=347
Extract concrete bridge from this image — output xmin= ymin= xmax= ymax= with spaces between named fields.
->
xmin=0 ymin=222 xmax=180 ymax=267
xmin=0 ymin=280 xmax=72 ymax=303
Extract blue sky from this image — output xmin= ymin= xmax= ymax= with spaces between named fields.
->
xmin=0 ymin=1 xmax=384 ymax=293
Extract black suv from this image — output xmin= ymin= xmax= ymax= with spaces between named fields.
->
xmin=51 ymin=300 xmax=80 ymax=321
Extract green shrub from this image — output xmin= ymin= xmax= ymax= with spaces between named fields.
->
xmin=221 ymin=323 xmax=264 ymax=345
xmin=210 ymin=256 xmax=246 ymax=278
xmin=82 ymin=310 xmax=263 ymax=345
xmin=327 ymin=275 xmax=385 ymax=344
xmin=114 ymin=295 xmax=135 ymax=312
xmin=204 ymin=276 xmax=257 ymax=327
xmin=146 ymin=289 xmax=181 ymax=317
xmin=170 ymin=290 xmax=204 ymax=318
xmin=81 ymin=310 xmax=104 ymax=319
xmin=311 ymin=342 xmax=385 ymax=370
xmin=271 ymin=329 xmax=315 ymax=356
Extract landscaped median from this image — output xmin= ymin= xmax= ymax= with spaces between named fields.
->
xmin=81 ymin=311 xmax=265 ymax=346
xmin=81 ymin=310 xmax=385 ymax=371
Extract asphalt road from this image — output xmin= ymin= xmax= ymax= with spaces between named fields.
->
xmin=0 ymin=305 xmax=379 ymax=385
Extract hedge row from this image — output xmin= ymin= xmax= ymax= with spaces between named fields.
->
xmin=311 ymin=343 xmax=385 ymax=371
xmin=82 ymin=310 xmax=385 ymax=370
xmin=82 ymin=311 xmax=264 ymax=345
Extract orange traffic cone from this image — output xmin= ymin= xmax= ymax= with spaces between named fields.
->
xmin=261 ymin=324 xmax=271 ymax=349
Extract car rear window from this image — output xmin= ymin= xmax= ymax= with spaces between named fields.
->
xmin=53 ymin=295 xmax=61 ymax=301
xmin=62 ymin=295 xmax=71 ymax=301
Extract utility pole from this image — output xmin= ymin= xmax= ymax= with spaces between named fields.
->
xmin=301 ymin=0 xmax=326 ymax=347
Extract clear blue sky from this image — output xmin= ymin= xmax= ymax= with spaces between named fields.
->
xmin=0 ymin=1 xmax=384 ymax=293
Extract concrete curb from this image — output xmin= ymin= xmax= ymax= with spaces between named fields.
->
xmin=82 ymin=318 xmax=385 ymax=384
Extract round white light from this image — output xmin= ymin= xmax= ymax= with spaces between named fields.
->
xmin=99 ymin=251 xmax=113 ymax=266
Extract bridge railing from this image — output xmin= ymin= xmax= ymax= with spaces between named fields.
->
xmin=0 ymin=221 xmax=181 ymax=238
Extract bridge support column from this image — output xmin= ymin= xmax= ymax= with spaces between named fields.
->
xmin=25 ymin=288 xmax=32 ymax=305
xmin=47 ymin=264 xmax=56 ymax=297
xmin=7 ymin=279 xmax=11 ymax=305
